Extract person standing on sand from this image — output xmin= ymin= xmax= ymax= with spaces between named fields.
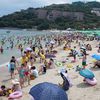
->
xmin=24 ymin=61 xmax=31 ymax=86
xmin=82 ymin=53 xmax=87 ymax=69
xmin=17 ymin=64 xmax=25 ymax=88
xmin=72 ymin=46 xmax=77 ymax=62
xmin=10 ymin=56 xmax=19 ymax=70
xmin=9 ymin=56 xmax=18 ymax=79
xmin=9 ymin=59 xmax=17 ymax=79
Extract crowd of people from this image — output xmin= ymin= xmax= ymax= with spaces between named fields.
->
xmin=0 ymin=31 xmax=100 ymax=99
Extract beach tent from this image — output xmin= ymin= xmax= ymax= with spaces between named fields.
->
xmin=29 ymin=82 xmax=68 ymax=100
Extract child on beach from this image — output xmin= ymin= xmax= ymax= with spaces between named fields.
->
xmin=30 ymin=66 xmax=38 ymax=78
xmin=72 ymin=48 xmax=77 ymax=62
xmin=21 ymin=54 xmax=28 ymax=65
xmin=9 ymin=59 xmax=16 ymax=79
xmin=39 ymin=64 xmax=47 ymax=74
xmin=11 ymin=79 xmax=22 ymax=92
xmin=0 ymin=85 xmax=7 ymax=96
xmin=17 ymin=64 xmax=25 ymax=88
xmin=48 ymin=58 xmax=55 ymax=69
xmin=39 ymin=52 xmax=45 ymax=63
xmin=82 ymin=55 xmax=87 ymax=69
xmin=24 ymin=61 xmax=31 ymax=86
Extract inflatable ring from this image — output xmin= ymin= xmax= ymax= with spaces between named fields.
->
xmin=8 ymin=91 xmax=22 ymax=99
xmin=55 ymin=61 xmax=63 ymax=67
xmin=79 ymin=69 xmax=95 ymax=79
xmin=85 ymin=78 xmax=97 ymax=86
xmin=66 ymin=63 xmax=73 ymax=68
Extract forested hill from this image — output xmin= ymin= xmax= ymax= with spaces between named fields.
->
xmin=0 ymin=1 xmax=100 ymax=30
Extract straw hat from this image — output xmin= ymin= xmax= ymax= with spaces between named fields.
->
xmin=12 ymin=79 xmax=20 ymax=85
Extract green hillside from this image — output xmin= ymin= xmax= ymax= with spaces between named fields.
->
xmin=0 ymin=1 xmax=100 ymax=30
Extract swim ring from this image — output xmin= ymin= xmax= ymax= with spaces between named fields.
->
xmin=85 ymin=78 xmax=97 ymax=86
xmin=8 ymin=91 xmax=22 ymax=99
xmin=55 ymin=61 xmax=63 ymax=67
xmin=66 ymin=63 xmax=73 ymax=68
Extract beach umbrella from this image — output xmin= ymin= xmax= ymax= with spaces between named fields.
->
xmin=29 ymin=82 xmax=68 ymax=100
xmin=79 ymin=69 xmax=95 ymax=79
xmin=92 ymin=54 xmax=100 ymax=60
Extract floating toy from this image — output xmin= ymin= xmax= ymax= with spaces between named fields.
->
xmin=8 ymin=91 xmax=22 ymax=99
xmin=66 ymin=63 xmax=73 ymax=68
xmin=84 ymin=78 xmax=97 ymax=86
xmin=79 ymin=69 xmax=95 ymax=79
xmin=55 ymin=61 xmax=63 ymax=67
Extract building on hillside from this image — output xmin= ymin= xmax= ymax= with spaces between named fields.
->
xmin=91 ymin=8 xmax=100 ymax=16
xmin=36 ymin=9 xmax=84 ymax=21
xmin=47 ymin=10 xmax=62 ymax=20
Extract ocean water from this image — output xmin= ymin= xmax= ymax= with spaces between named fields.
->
xmin=0 ymin=29 xmax=99 ymax=66
xmin=0 ymin=29 xmax=51 ymax=65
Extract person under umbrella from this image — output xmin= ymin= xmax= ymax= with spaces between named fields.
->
xmin=59 ymin=70 xmax=73 ymax=91
xmin=29 ymin=82 xmax=68 ymax=100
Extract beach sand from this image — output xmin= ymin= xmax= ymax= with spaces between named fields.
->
xmin=0 ymin=40 xmax=100 ymax=100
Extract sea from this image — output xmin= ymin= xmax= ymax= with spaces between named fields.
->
xmin=0 ymin=29 xmax=51 ymax=66
xmin=0 ymin=28 xmax=100 ymax=66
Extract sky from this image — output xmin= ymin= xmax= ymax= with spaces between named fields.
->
xmin=0 ymin=0 xmax=100 ymax=17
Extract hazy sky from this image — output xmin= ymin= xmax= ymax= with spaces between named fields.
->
xmin=0 ymin=0 xmax=100 ymax=17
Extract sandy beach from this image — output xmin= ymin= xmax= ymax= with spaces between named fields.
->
xmin=0 ymin=38 xmax=100 ymax=100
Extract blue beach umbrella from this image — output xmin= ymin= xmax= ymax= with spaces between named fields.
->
xmin=29 ymin=82 xmax=68 ymax=100
xmin=79 ymin=69 xmax=95 ymax=79
xmin=92 ymin=54 xmax=100 ymax=60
